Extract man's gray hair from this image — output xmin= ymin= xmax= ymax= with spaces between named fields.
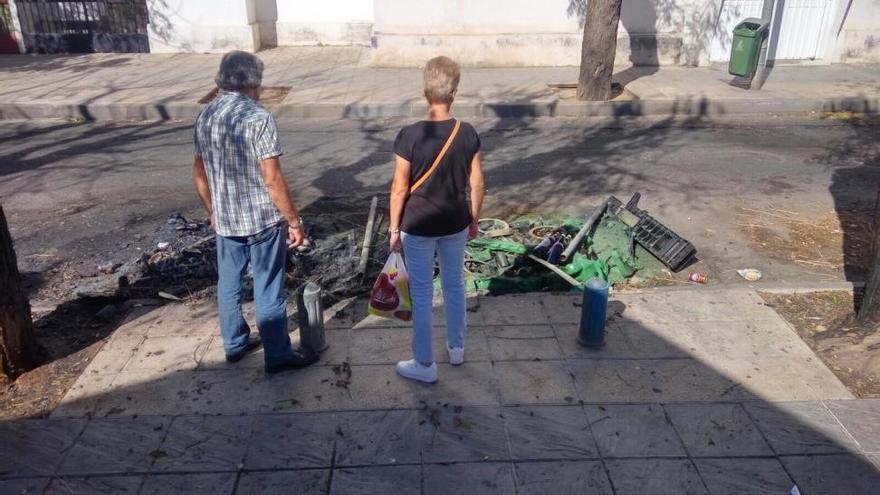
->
xmin=215 ymin=51 xmax=264 ymax=91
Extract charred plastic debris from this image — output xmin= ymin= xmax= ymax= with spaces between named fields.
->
xmin=75 ymin=192 xmax=696 ymax=318
xmin=77 ymin=207 xmax=391 ymax=305
xmin=456 ymin=193 xmax=698 ymax=294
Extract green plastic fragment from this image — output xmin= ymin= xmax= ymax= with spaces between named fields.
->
xmin=431 ymin=209 xmax=664 ymax=294
xmin=466 ymin=238 xmax=529 ymax=254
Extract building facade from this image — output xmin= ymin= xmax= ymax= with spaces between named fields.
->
xmin=2 ymin=0 xmax=878 ymax=65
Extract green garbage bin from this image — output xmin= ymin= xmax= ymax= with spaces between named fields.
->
xmin=729 ymin=18 xmax=770 ymax=77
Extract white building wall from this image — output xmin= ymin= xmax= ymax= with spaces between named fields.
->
xmin=275 ymin=0 xmax=374 ymax=46
xmin=836 ymin=0 xmax=880 ymax=62
xmin=147 ymin=0 xmax=258 ymax=53
xmin=140 ymin=0 xmax=876 ymax=66
xmin=372 ymin=0 xmax=712 ymax=67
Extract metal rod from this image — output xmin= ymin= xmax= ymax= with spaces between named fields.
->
xmin=528 ymin=255 xmax=582 ymax=288
xmin=357 ymin=196 xmax=379 ymax=276
xmin=560 ymin=199 xmax=610 ymax=263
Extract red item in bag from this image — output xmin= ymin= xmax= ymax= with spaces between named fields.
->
xmin=370 ymin=273 xmax=399 ymax=311
xmin=368 ymin=252 xmax=412 ymax=322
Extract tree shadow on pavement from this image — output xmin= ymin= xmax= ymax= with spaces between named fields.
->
xmin=820 ymin=113 xmax=880 ymax=311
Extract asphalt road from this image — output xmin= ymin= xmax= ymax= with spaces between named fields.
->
xmin=1 ymin=115 xmax=878 ymax=301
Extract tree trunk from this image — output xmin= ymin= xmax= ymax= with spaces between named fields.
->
xmin=858 ymin=189 xmax=880 ymax=322
xmin=577 ymin=0 xmax=623 ymax=101
xmin=0 ymin=204 xmax=37 ymax=379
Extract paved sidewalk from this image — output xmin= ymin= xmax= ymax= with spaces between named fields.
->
xmin=0 ymin=47 xmax=877 ymax=121
xmin=2 ymin=289 xmax=879 ymax=494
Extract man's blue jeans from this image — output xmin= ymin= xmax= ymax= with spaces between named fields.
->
xmin=401 ymin=227 xmax=468 ymax=365
xmin=216 ymin=222 xmax=293 ymax=365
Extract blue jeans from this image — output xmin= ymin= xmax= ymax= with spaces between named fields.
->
xmin=216 ymin=222 xmax=293 ymax=365
xmin=401 ymin=227 xmax=468 ymax=364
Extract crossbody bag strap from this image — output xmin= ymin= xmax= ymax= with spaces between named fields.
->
xmin=409 ymin=120 xmax=461 ymax=194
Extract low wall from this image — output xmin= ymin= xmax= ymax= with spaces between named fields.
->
xmin=147 ymin=0 xmax=258 ymax=53
xmin=371 ymin=0 xmax=692 ymax=67
xmin=836 ymin=0 xmax=880 ymax=63
xmin=275 ymin=0 xmax=373 ymax=46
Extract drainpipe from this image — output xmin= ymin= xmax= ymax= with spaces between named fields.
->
xmin=8 ymin=0 xmax=26 ymax=54
xmin=751 ymin=0 xmax=777 ymax=90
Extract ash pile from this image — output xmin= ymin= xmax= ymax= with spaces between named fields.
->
xmin=288 ymin=197 xmax=390 ymax=298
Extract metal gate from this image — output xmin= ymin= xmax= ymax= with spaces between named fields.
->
xmin=1 ymin=0 xmax=20 ymax=53
xmin=710 ymin=0 xmax=835 ymax=62
xmin=15 ymin=0 xmax=149 ymax=54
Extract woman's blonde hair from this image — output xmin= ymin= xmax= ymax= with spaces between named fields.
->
xmin=423 ymin=56 xmax=460 ymax=105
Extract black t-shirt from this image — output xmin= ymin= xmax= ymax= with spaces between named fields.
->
xmin=393 ymin=119 xmax=481 ymax=237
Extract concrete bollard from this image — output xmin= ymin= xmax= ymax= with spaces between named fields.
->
xmin=296 ymin=282 xmax=327 ymax=354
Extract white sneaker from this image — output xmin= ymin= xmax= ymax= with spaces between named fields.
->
xmin=447 ymin=344 xmax=464 ymax=366
xmin=396 ymin=360 xmax=438 ymax=383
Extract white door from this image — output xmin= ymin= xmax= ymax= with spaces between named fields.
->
xmin=710 ymin=0 xmax=833 ymax=62
xmin=773 ymin=0 xmax=832 ymax=60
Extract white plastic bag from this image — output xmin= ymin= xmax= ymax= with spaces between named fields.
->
xmin=368 ymin=252 xmax=412 ymax=322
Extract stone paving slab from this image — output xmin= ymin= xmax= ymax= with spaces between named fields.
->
xmin=743 ymin=401 xmax=862 ymax=456
xmin=825 ymin=399 xmax=880 ymax=454
xmin=693 ymin=458 xmax=795 ymax=495
xmin=585 ymin=404 xmax=686 ymax=458
xmin=54 ymin=289 xmax=855 ymax=418
xmin=780 ymin=454 xmax=880 ymax=495
xmin=139 ymin=473 xmax=237 ymax=495
xmin=4 ymin=289 xmax=878 ymax=493
xmin=513 ymin=460 xmax=613 ymax=495
xmin=44 ymin=475 xmax=144 ymax=494
xmin=3 ymin=404 xmax=880 ymax=493
xmin=236 ymin=470 xmax=328 ymax=495
xmin=0 ymin=48 xmax=877 ymax=121
xmin=604 ymin=458 xmax=707 ymax=495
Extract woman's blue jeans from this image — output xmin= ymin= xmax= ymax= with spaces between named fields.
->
xmin=401 ymin=227 xmax=468 ymax=365
xmin=215 ymin=222 xmax=293 ymax=365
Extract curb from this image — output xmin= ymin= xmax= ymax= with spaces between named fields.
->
xmin=1 ymin=96 xmax=877 ymax=121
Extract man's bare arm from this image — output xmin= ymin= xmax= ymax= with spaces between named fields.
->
xmin=193 ymin=156 xmax=213 ymax=221
xmin=260 ymin=156 xmax=304 ymax=248
xmin=260 ymin=156 xmax=300 ymax=223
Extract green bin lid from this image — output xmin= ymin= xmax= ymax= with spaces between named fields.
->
xmin=733 ymin=17 xmax=769 ymax=38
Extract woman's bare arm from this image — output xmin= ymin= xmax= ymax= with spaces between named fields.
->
xmin=389 ymin=154 xmax=411 ymax=250
xmin=468 ymin=152 xmax=486 ymax=238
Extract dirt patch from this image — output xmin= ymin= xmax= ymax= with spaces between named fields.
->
xmin=548 ymin=82 xmax=636 ymax=102
xmin=760 ymin=291 xmax=880 ymax=398
xmin=738 ymin=206 xmax=872 ymax=274
xmin=0 ymin=298 xmax=129 ymax=419
xmin=198 ymin=86 xmax=292 ymax=105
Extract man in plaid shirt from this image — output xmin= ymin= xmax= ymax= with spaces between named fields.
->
xmin=193 ymin=51 xmax=317 ymax=373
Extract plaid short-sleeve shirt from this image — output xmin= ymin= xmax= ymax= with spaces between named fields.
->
xmin=194 ymin=92 xmax=284 ymax=237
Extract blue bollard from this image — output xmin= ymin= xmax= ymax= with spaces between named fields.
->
xmin=578 ymin=277 xmax=609 ymax=347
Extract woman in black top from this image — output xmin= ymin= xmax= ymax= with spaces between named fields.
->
xmin=388 ymin=56 xmax=486 ymax=383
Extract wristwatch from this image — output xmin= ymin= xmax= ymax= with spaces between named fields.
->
xmin=289 ymin=217 xmax=304 ymax=229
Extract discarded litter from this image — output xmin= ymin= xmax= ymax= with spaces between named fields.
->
xmin=430 ymin=192 xmax=693 ymax=294
xmin=97 ymin=262 xmax=118 ymax=274
xmin=478 ymin=218 xmax=513 ymax=238
xmin=158 ymin=291 xmax=182 ymax=301
xmin=157 ymin=242 xmax=171 ymax=251
xmin=689 ymin=272 xmax=708 ymax=284
xmin=737 ymin=268 xmax=763 ymax=281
